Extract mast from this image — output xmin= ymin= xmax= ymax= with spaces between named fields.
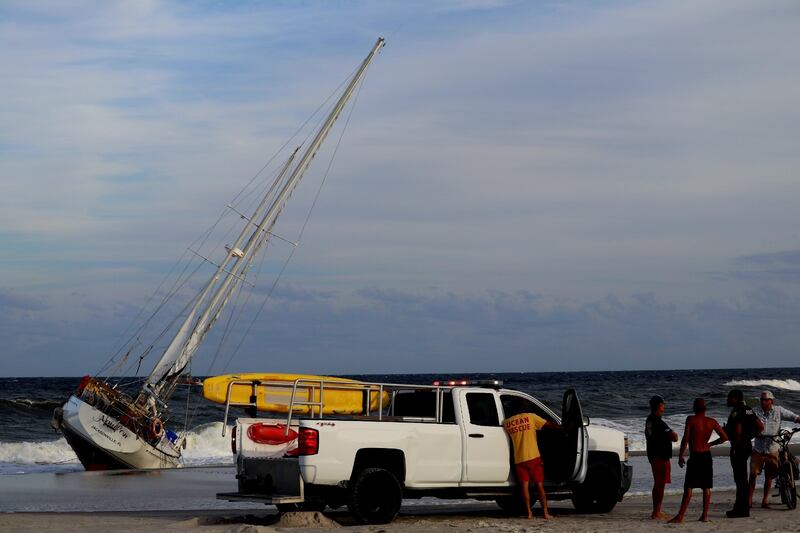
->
xmin=144 ymin=37 xmax=386 ymax=399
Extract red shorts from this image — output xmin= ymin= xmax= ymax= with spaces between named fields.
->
xmin=515 ymin=457 xmax=545 ymax=484
xmin=650 ymin=458 xmax=672 ymax=485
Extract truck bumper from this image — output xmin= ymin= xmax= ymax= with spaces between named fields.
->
xmin=618 ymin=461 xmax=633 ymax=500
xmin=224 ymin=455 xmax=304 ymax=502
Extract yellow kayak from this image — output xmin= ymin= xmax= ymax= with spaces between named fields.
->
xmin=202 ymin=373 xmax=389 ymax=415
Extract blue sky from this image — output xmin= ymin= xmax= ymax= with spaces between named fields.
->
xmin=1 ymin=0 xmax=799 ymax=377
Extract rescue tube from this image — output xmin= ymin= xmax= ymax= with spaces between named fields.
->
xmin=202 ymin=373 xmax=390 ymax=415
xmin=247 ymin=423 xmax=298 ymax=445
xmin=150 ymin=418 xmax=164 ymax=439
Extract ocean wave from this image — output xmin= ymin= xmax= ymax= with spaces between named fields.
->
xmin=0 ymin=398 xmax=63 ymax=411
xmin=724 ymin=379 xmax=800 ymax=392
xmin=181 ymin=422 xmax=235 ymax=466
xmin=0 ymin=438 xmax=79 ymax=466
xmin=0 ymin=422 xmax=235 ymax=473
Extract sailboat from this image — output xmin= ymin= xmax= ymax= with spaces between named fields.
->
xmin=51 ymin=38 xmax=386 ymax=470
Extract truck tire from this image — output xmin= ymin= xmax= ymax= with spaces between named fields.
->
xmin=348 ymin=467 xmax=402 ymax=524
xmin=572 ymin=461 xmax=619 ymax=513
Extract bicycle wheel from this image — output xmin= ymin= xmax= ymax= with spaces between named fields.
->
xmin=779 ymin=462 xmax=797 ymax=509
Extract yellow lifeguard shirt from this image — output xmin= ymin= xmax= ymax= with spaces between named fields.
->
xmin=503 ymin=412 xmax=547 ymax=464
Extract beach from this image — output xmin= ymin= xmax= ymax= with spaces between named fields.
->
xmin=2 ymin=490 xmax=798 ymax=532
xmin=2 ymin=463 xmax=798 ymax=532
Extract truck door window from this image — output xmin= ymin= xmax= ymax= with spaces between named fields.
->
xmin=465 ymin=392 xmax=500 ymax=426
xmin=500 ymin=394 xmax=556 ymax=423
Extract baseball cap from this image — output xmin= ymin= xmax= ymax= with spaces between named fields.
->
xmin=761 ymin=390 xmax=774 ymax=400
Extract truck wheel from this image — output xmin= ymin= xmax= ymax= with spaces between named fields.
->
xmin=348 ymin=467 xmax=402 ymax=524
xmin=572 ymin=461 xmax=619 ymax=513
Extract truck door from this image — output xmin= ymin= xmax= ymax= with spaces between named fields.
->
xmin=499 ymin=390 xmax=588 ymax=484
xmin=456 ymin=390 xmax=512 ymax=484
xmin=561 ymin=388 xmax=588 ymax=483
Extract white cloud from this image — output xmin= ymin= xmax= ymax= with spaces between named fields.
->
xmin=1 ymin=0 xmax=799 ymax=374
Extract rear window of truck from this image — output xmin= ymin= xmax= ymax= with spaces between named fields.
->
xmin=392 ymin=390 xmax=455 ymax=423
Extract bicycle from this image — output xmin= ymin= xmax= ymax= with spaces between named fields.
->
xmin=768 ymin=427 xmax=800 ymax=510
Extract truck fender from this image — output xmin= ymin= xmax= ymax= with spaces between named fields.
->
xmin=350 ymin=448 xmax=406 ymax=484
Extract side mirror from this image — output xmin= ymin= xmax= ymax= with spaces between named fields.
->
xmin=582 ymin=415 xmax=590 ymax=427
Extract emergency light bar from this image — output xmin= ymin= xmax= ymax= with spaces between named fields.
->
xmin=432 ymin=379 xmax=503 ymax=387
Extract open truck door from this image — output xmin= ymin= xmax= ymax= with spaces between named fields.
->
xmin=561 ymin=388 xmax=589 ymax=483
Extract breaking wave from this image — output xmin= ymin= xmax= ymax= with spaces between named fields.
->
xmin=724 ymin=379 xmax=800 ymax=392
xmin=0 ymin=422 xmax=235 ymax=474
xmin=0 ymin=398 xmax=63 ymax=411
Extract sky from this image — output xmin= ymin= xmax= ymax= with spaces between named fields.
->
xmin=1 ymin=0 xmax=799 ymax=377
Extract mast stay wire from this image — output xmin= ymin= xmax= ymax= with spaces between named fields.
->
xmin=181 ymin=53 xmax=377 ymax=432
xmin=219 ymin=55 xmax=376 ymax=375
xmin=182 ymin=100 xmax=338 ymax=430
xmin=171 ymin=65 xmax=370 ymax=432
xmin=93 ymin=64 xmax=361 ymax=383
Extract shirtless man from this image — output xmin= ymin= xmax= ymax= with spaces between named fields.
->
xmin=669 ymin=398 xmax=728 ymax=523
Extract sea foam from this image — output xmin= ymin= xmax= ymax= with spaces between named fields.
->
xmin=724 ymin=379 xmax=800 ymax=392
xmin=0 ymin=422 xmax=235 ymax=474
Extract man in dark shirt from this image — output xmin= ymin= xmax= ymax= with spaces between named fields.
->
xmin=725 ymin=389 xmax=762 ymax=518
xmin=645 ymin=395 xmax=678 ymax=520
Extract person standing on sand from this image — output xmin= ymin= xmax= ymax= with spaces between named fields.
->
xmin=750 ymin=390 xmax=800 ymax=509
xmin=725 ymin=389 xmax=761 ymax=518
xmin=503 ymin=404 xmax=561 ymax=519
xmin=645 ymin=395 xmax=678 ymax=520
xmin=669 ymin=398 xmax=728 ymax=523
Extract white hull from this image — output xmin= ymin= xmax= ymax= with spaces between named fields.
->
xmin=59 ymin=395 xmax=182 ymax=470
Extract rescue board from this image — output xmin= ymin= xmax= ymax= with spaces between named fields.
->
xmin=202 ymin=373 xmax=389 ymax=415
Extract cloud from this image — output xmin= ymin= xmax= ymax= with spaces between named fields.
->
xmin=710 ymin=250 xmax=800 ymax=283
xmin=0 ymin=289 xmax=49 ymax=312
xmin=2 ymin=1 xmax=800 ymax=374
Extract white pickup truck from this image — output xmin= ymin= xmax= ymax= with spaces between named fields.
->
xmin=217 ymin=378 xmax=632 ymax=524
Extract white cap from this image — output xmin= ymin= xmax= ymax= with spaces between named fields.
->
xmin=761 ymin=390 xmax=775 ymax=400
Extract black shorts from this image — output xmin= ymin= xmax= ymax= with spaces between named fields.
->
xmin=685 ymin=451 xmax=713 ymax=489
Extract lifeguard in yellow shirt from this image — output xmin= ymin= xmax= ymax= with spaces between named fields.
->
xmin=503 ymin=410 xmax=561 ymax=519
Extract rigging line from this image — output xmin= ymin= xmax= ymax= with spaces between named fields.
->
xmin=94 ymin=64 xmax=359 ymax=379
xmin=116 ymin=262 xmax=207 ymax=386
xmin=229 ymin=63 xmax=360 ymax=207
xmin=96 ymin=247 xmax=194 ymax=377
xmin=186 ymin=242 xmax=271 ymax=432
xmin=221 ymin=61 xmax=373 ymax=373
xmin=206 ymin=228 xmax=271 ymax=376
xmin=113 ymin=200 xmax=241 ymax=382
xmin=99 ymin=206 xmax=232 ymax=378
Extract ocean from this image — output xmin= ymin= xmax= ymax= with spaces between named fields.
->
xmin=3 ymin=368 xmax=800 ymax=478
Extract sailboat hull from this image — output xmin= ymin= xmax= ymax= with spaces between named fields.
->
xmin=57 ymin=395 xmax=182 ymax=470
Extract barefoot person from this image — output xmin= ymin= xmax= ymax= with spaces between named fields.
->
xmin=725 ymin=389 xmax=761 ymax=518
xmin=503 ymin=402 xmax=561 ymax=519
xmin=669 ymin=398 xmax=728 ymax=523
xmin=750 ymin=390 xmax=800 ymax=508
xmin=645 ymin=395 xmax=678 ymax=520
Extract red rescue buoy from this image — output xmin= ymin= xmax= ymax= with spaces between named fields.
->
xmin=247 ymin=423 xmax=297 ymax=445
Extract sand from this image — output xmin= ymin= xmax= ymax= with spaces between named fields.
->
xmin=2 ymin=490 xmax=799 ymax=533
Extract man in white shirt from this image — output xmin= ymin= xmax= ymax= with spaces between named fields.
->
xmin=750 ymin=390 xmax=800 ymax=508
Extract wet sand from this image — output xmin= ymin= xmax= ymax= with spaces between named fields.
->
xmin=2 ymin=489 xmax=798 ymax=532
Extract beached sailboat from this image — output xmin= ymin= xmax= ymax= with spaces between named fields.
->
xmin=51 ymin=38 xmax=386 ymax=470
